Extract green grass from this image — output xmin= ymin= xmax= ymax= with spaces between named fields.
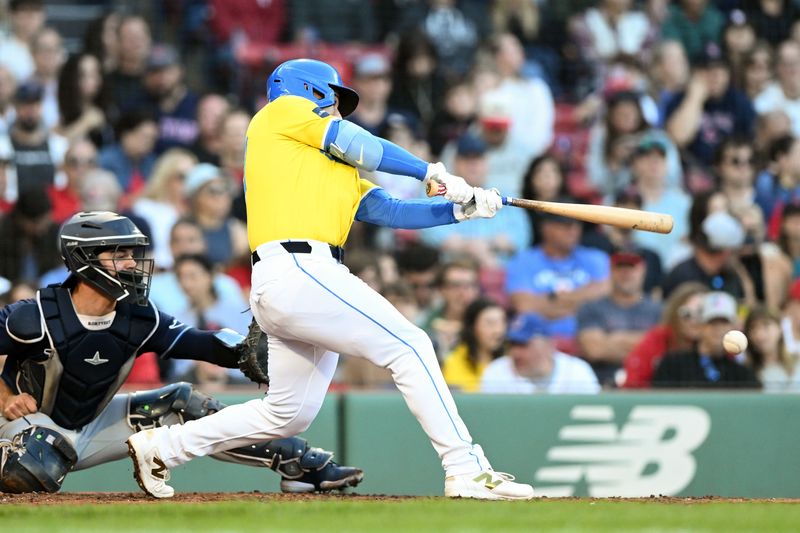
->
xmin=2 ymin=499 xmax=800 ymax=533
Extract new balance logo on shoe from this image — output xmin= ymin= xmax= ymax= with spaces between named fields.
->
xmin=473 ymin=472 xmax=504 ymax=490
xmin=445 ymin=470 xmax=533 ymax=500
xmin=151 ymin=457 xmax=168 ymax=480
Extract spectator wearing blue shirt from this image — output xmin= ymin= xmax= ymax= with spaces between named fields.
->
xmin=506 ymin=203 xmax=610 ymax=346
xmin=98 ymin=110 xmax=158 ymax=195
xmin=665 ymin=43 xmax=755 ymax=168
xmin=149 ymin=218 xmax=245 ymax=319
xmin=421 ymin=132 xmax=530 ymax=265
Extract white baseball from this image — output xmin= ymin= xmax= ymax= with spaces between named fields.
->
xmin=723 ymin=330 xmax=748 ymax=354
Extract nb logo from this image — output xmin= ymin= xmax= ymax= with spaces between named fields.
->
xmin=84 ymin=351 xmax=109 ymax=366
xmin=535 ymin=405 xmax=711 ymax=497
xmin=473 ymin=472 xmax=504 ymax=490
xmin=151 ymin=457 xmax=168 ymax=480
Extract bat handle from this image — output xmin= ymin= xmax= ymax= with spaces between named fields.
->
xmin=429 ymin=177 xmax=514 ymax=205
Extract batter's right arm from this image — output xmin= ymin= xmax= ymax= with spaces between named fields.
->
xmin=324 ymin=120 xmax=473 ymax=203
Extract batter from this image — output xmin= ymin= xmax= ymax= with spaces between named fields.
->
xmin=128 ymin=59 xmax=534 ymax=500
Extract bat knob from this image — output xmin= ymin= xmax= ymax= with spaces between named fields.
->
xmin=426 ymin=178 xmax=444 ymax=198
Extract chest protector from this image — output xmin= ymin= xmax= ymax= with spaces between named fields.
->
xmin=21 ymin=288 xmax=158 ymax=430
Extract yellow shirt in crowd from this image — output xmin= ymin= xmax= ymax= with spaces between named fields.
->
xmin=442 ymin=344 xmax=490 ymax=393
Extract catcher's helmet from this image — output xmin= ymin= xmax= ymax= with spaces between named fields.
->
xmin=266 ymin=59 xmax=359 ymax=117
xmin=59 ymin=211 xmax=153 ymax=306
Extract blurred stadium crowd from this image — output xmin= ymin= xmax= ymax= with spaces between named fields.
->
xmin=0 ymin=0 xmax=799 ymax=393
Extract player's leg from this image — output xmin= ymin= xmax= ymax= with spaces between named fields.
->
xmin=128 ymin=383 xmax=362 ymax=492
xmin=262 ymin=253 xmax=532 ymax=499
xmin=149 ymin=337 xmax=337 ymax=464
xmin=67 ymin=394 xmax=134 ymax=470
xmin=67 ymin=385 xmax=360 ymax=493
xmin=128 ymin=335 xmax=338 ymax=497
xmin=266 ymin=256 xmax=484 ymax=475
xmin=0 ymin=414 xmax=78 ymax=493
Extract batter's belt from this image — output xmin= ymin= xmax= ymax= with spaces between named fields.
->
xmin=252 ymin=241 xmax=345 ymax=265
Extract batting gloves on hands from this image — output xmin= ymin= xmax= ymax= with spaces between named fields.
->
xmin=424 ymin=162 xmax=474 ymax=204
xmin=455 ymin=187 xmax=504 ymax=221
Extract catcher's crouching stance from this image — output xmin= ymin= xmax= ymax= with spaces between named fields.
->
xmin=0 ymin=211 xmax=362 ymax=494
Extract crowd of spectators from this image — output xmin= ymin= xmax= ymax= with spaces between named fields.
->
xmin=1 ymin=0 xmax=800 ymax=394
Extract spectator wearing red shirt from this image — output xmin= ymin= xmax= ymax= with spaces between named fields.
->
xmin=208 ymin=0 xmax=287 ymax=95
xmin=47 ymin=138 xmax=97 ymax=223
xmin=210 ymin=0 xmax=286 ymax=46
xmin=623 ymin=281 xmax=708 ymax=388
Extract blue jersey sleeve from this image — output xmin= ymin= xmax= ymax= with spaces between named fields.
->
xmin=375 ymin=138 xmax=428 ymax=180
xmin=323 ymin=119 xmax=429 ymax=179
xmin=355 ymin=187 xmax=457 ymax=229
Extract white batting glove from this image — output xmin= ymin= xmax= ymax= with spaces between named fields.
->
xmin=455 ymin=187 xmax=503 ymax=221
xmin=424 ymin=162 xmax=474 ymax=204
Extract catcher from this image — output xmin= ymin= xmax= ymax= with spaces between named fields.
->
xmin=0 ymin=211 xmax=362 ymax=494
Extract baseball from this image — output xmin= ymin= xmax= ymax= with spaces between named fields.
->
xmin=723 ymin=330 xmax=748 ymax=354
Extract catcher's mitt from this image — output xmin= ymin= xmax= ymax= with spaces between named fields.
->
xmin=236 ymin=317 xmax=270 ymax=386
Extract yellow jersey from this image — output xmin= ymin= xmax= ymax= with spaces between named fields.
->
xmin=244 ymin=95 xmax=376 ymax=249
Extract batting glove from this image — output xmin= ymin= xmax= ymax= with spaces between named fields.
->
xmin=424 ymin=162 xmax=474 ymax=204
xmin=455 ymin=187 xmax=504 ymax=221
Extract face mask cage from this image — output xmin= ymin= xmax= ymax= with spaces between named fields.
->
xmin=79 ymin=243 xmax=154 ymax=306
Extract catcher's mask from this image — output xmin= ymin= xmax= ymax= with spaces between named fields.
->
xmin=59 ymin=211 xmax=154 ymax=306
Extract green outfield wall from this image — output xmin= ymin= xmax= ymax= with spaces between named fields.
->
xmin=62 ymin=392 xmax=800 ymax=497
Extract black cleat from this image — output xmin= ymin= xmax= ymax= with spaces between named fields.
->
xmin=280 ymin=461 xmax=364 ymax=493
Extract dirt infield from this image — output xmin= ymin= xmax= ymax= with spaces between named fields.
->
xmin=2 ymin=492 xmax=800 ymax=505
xmin=0 ymin=492 xmax=414 ymax=505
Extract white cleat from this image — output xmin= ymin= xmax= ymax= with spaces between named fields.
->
xmin=126 ymin=429 xmax=174 ymax=499
xmin=445 ymin=470 xmax=535 ymax=501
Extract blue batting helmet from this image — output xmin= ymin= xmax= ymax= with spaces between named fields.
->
xmin=267 ymin=59 xmax=359 ymax=117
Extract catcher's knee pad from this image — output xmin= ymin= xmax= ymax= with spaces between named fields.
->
xmin=128 ymin=382 xmax=226 ymax=431
xmin=0 ymin=426 xmax=77 ymax=493
xmin=229 ymin=437 xmax=333 ymax=480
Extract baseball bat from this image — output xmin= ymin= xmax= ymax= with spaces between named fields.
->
xmin=426 ymin=179 xmax=674 ymax=234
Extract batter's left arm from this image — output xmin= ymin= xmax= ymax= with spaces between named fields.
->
xmin=355 ymin=187 xmax=460 ymax=229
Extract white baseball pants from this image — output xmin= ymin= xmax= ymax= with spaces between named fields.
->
xmin=152 ymin=240 xmax=488 ymax=476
